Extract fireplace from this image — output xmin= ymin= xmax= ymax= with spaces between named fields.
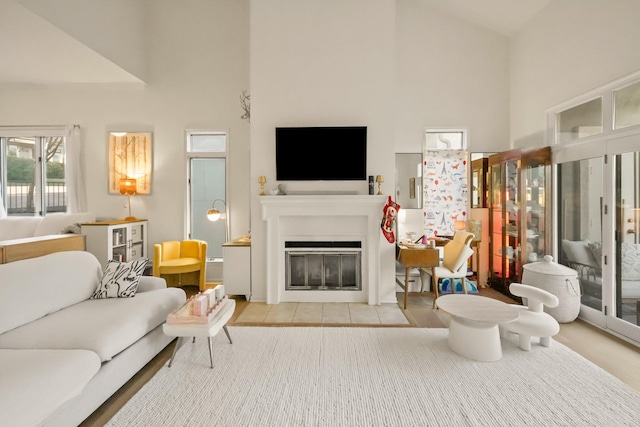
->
xmin=260 ymin=195 xmax=386 ymax=304
xmin=285 ymin=241 xmax=362 ymax=291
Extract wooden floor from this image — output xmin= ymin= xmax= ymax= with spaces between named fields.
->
xmin=80 ymin=287 xmax=640 ymax=426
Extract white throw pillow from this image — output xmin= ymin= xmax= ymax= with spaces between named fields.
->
xmin=91 ymin=258 xmax=148 ymax=299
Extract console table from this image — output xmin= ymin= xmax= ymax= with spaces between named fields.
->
xmin=0 ymin=234 xmax=85 ymax=264
xmin=395 ymin=245 xmax=439 ymax=309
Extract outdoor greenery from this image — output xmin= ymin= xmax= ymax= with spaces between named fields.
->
xmin=7 ymin=156 xmax=64 ymax=181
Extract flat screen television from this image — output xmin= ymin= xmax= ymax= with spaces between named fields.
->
xmin=275 ymin=126 xmax=367 ymax=181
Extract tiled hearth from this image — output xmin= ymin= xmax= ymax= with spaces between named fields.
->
xmin=233 ymin=302 xmax=410 ymax=325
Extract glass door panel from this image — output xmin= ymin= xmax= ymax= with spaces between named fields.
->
xmin=557 ymin=158 xmax=603 ymax=311
xmin=504 ymin=159 xmax=519 ymax=282
xmin=489 ymin=162 xmax=503 ymax=279
xmin=615 ymin=151 xmax=640 ymax=326
xmin=521 ymin=148 xmax=550 ymax=267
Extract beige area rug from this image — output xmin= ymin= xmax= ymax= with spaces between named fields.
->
xmin=107 ymin=327 xmax=640 ymax=427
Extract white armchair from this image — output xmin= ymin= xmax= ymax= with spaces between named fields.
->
xmin=499 ymin=283 xmax=560 ymax=351
xmin=420 ymin=231 xmax=474 ymax=307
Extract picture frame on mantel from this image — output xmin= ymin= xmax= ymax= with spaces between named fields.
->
xmin=107 ymin=132 xmax=153 ymax=194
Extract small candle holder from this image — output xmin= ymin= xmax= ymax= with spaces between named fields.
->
xmin=376 ymin=175 xmax=384 ymax=195
xmin=258 ymin=176 xmax=266 ymax=196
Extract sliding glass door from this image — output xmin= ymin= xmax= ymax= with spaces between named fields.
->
xmin=609 ymin=136 xmax=640 ymax=340
xmin=557 ymin=157 xmax=603 ymax=312
xmin=557 ymin=135 xmax=640 ymax=342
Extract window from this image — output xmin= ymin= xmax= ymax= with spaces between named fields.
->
xmin=186 ymin=130 xmax=228 ymax=259
xmin=0 ymin=131 xmax=67 ymax=216
xmin=555 ymin=97 xmax=603 ymax=143
xmin=424 ymin=129 xmax=467 ymax=150
xmin=613 ymin=80 xmax=640 ymax=130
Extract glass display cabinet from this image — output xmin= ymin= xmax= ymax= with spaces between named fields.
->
xmin=488 ymin=147 xmax=551 ymax=296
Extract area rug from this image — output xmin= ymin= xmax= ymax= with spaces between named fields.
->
xmin=107 ymin=327 xmax=640 ymax=427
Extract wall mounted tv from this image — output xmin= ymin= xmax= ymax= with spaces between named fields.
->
xmin=275 ymin=126 xmax=367 ymax=181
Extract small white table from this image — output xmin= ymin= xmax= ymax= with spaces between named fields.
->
xmin=163 ymin=298 xmax=235 ymax=368
xmin=436 ymin=294 xmax=518 ymax=362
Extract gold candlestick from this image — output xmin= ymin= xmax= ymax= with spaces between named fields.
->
xmin=258 ymin=175 xmax=266 ymax=196
xmin=376 ymin=175 xmax=384 ymax=195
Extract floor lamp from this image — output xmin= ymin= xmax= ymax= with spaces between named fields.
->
xmin=207 ymin=199 xmax=229 ymax=242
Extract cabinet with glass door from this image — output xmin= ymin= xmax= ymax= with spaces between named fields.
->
xmin=488 ymin=147 xmax=551 ymax=297
xmin=520 ymin=147 xmax=551 ymax=271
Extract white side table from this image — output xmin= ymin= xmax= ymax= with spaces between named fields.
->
xmin=436 ymin=294 xmax=518 ymax=362
xmin=163 ymin=298 xmax=236 ymax=368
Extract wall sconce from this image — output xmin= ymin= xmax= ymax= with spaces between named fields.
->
xmin=258 ymin=176 xmax=266 ymax=196
xmin=119 ymin=177 xmax=137 ymax=221
xmin=108 ymin=132 xmax=152 ymax=195
xmin=376 ymin=175 xmax=384 ymax=195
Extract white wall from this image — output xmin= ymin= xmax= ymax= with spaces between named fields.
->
xmin=17 ymin=0 xmax=148 ymax=81
xmin=0 ymin=0 xmax=251 ymax=249
xmin=510 ymin=0 xmax=640 ymax=148
xmin=395 ymin=0 xmax=510 ymax=155
xmin=250 ymin=0 xmax=398 ymax=303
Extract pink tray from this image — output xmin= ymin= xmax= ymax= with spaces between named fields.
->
xmin=166 ymin=295 xmax=228 ymax=325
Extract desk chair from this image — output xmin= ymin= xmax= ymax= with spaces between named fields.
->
xmin=420 ymin=231 xmax=474 ymax=307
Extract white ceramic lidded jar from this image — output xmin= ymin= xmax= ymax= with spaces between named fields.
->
xmin=521 ymin=255 xmax=581 ymax=323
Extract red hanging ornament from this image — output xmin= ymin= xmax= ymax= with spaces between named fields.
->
xmin=380 ymin=196 xmax=400 ymax=244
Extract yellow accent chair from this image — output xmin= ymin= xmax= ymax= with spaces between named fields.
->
xmin=153 ymin=240 xmax=207 ymax=291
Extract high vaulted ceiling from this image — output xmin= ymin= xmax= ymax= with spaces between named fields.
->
xmin=0 ymin=0 xmax=552 ymax=86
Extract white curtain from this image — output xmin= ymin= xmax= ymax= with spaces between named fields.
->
xmin=65 ymin=125 xmax=87 ymax=213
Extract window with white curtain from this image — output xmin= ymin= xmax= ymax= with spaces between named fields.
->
xmin=0 ymin=128 xmax=67 ymax=216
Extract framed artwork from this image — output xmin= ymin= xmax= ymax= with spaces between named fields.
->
xmin=108 ymin=132 xmax=152 ymax=194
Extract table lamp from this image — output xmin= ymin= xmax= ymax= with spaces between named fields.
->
xmin=376 ymin=175 xmax=384 ymax=195
xmin=119 ymin=178 xmax=137 ymax=221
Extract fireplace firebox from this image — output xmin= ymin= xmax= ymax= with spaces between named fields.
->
xmin=285 ymin=241 xmax=362 ymax=291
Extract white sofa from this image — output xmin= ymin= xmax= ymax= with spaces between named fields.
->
xmin=0 ymin=212 xmax=96 ymax=242
xmin=0 ymin=251 xmax=186 ymax=427
xmin=561 ymin=239 xmax=640 ymax=299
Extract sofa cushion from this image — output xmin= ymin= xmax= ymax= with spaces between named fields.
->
xmin=0 ymin=251 xmax=102 ymax=335
xmin=33 ymin=212 xmax=95 ymax=237
xmin=561 ymin=239 xmax=598 ymax=267
xmin=0 ymin=349 xmax=100 ymax=427
xmin=0 ymin=216 xmax=42 ymax=241
xmin=621 ymin=242 xmax=640 ymax=281
xmin=92 ymin=258 xmax=148 ymax=299
xmin=0 ymin=288 xmax=186 ymax=362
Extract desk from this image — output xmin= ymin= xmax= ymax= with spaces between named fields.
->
xmin=395 ymin=245 xmax=439 ymax=309
xmin=436 ymin=294 xmax=518 ymax=361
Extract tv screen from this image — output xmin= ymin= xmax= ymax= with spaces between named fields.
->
xmin=275 ymin=126 xmax=367 ymax=181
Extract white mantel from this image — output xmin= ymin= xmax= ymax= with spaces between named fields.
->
xmin=260 ymin=195 xmax=386 ymax=304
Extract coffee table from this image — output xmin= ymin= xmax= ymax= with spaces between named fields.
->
xmin=435 ymin=294 xmax=518 ymax=362
xmin=163 ymin=298 xmax=235 ymax=368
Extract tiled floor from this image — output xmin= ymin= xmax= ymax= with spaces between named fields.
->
xmin=233 ymin=301 xmax=410 ymax=325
